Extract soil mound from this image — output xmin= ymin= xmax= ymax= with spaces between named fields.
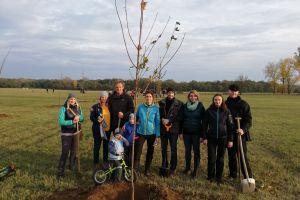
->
xmin=48 ymin=182 xmax=183 ymax=200
xmin=0 ymin=113 xmax=10 ymax=118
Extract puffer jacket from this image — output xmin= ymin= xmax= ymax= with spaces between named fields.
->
xmin=181 ymin=101 xmax=205 ymax=135
xmin=58 ymin=103 xmax=84 ymax=134
xmin=203 ymin=106 xmax=233 ymax=141
xmin=136 ymin=103 xmax=160 ymax=137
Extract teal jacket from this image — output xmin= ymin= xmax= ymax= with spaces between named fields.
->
xmin=136 ymin=103 xmax=160 ymax=137
xmin=58 ymin=106 xmax=84 ymax=133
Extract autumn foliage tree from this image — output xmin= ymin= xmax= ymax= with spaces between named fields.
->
xmin=264 ymin=48 xmax=300 ymax=94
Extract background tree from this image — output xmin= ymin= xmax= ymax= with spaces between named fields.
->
xmin=264 ymin=62 xmax=279 ymax=93
xmin=278 ymin=58 xmax=298 ymax=94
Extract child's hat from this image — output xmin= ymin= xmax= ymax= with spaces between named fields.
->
xmin=129 ymin=113 xmax=134 ymax=119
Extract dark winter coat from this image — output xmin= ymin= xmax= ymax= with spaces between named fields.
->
xmin=107 ymin=92 xmax=134 ymax=132
xmin=158 ymin=98 xmax=183 ymax=134
xmin=203 ymin=106 xmax=234 ymax=141
xmin=225 ymin=96 xmax=252 ymax=141
xmin=181 ymin=102 xmax=205 ymax=135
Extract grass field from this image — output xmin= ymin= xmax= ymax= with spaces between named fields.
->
xmin=0 ymin=88 xmax=299 ymax=200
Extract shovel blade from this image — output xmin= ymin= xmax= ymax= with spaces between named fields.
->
xmin=241 ymin=178 xmax=255 ymax=193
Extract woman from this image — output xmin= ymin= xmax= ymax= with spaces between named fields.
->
xmin=134 ymin=90 xmax=160 ymax=176
xmin=90 ymin=91 xmax=111 ymax=167
xmin=57 ymin=93 xmax=84 ymax=180
xmin=202 ymin=94 xmax=233 ymax=184
xmin=180 ymin=90 xmax=205 ymax=178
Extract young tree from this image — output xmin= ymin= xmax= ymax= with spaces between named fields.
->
xmin=114 ymin=0 xmax=185 ymax=199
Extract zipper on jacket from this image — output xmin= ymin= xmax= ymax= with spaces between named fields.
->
xmin=216 ymin=107 xmax=219 ymax=139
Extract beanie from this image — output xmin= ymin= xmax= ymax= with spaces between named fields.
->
xmin=99 ymin=91 xmax=109 ymax=98
xmin=67 ymin=93 xmax=76 ymax=99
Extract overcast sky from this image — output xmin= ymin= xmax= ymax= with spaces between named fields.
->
xmin=1 ymin=0 xmax=299 ymax=81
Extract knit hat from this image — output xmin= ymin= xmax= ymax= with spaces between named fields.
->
xmin=228 ymin=84 xmax=239 ymax=91
xmin=166 ymin=87 xmax=175 ymax=93
xmin=129 ymin=113 xmax=134 ymax=119
xmin=99 ymin=91 xmax=109 ymax=98
xmin=67 ymin=93 xmax=76 ymax=99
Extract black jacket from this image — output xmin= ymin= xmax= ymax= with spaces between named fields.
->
xmin=90 ymin=103 xmax=103 ymax=134
xmin=225 ymin=96 xmax=252 ymax=141
xmin=203 ymin=106 xmax=234 ymax=141
xmin=158 ymin=98 xmax=183 ymax=134
xmin=107 ymin=92 xmax=134 ymax=132
xmin=181 ymin=102 xmax=205 ymax=135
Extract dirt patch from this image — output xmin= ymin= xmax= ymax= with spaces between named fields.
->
xmin=0 ymin=114 xmax=10 ymax=118
xmin=47 ymin=182 xmax=183 ymax=200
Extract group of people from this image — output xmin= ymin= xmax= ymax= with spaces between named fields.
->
xmin=56 ymin=80 xmax=253 ymax=185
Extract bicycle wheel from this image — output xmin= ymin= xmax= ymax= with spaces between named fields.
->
xmin=93 ymin=169 xmax=107 ymax=185
xmin=123 ymin=167 xmax=137 ymax=182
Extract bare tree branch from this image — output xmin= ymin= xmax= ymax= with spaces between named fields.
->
xmin=125 ymin=0 xmax=138 ymax=49
xmin=0 ymin=49 xmax=11 ymax=77
xmin=142 ymin=12 xmax=158 ymax=46
xmin=115 ymin=0 xmax=136 ymax=68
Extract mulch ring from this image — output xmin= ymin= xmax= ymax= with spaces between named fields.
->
xmin=0 ymin=113 xmax=10 ymax=118
xmin=47 ymin=182 xmax=183 ymax=200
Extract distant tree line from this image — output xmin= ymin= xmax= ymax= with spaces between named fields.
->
xmin=264 ymin=47 xmax=300 ymax=94
xmin=2 ymin=76 xmax=299 ymax=93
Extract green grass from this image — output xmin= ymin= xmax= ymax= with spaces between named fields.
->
xmin=0 ymin=88 xmax=299 ymax=199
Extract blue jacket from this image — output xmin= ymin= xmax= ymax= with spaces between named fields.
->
xmin=136 ymin=103 xmax=160 ymax=137
xmin=122 ymin=121 xmax=137 ymax=145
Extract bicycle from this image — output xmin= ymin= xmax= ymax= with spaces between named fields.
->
xmin=93 ymin=158 xmax=137 ymax=185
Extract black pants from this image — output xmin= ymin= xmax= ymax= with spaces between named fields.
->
xmin=183 ymin=134 xmax=200 ymax=171
xmin=124 ymin=145 xmax=133 ymax=167
xmin=110 ymin=160 xmax=122 ymax=182
xmin=227 ymin=135 xmax=253 ymax=178
xmin=57 ymin=135 xmax=75 ymax=175
xmin=93 ymin=131 xmax=111 ymax=164
xmin=160 ymin=133 xmax=178 ymax=170
xmin=207 ymin=138 xmax=227 ymax=181
xmin=134 ymin=134 xmax=156 ymax=172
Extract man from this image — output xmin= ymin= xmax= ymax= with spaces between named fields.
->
xmin=226 ymin=84 xmax=253 ymax=179
xmin=158 ymin=87 xmax=182 ymax=176
xmin=107 ymin=80 xmax=134 ymax=134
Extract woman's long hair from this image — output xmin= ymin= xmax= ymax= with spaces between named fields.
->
xmin=209 ymin=93 xmax=228 ymax=111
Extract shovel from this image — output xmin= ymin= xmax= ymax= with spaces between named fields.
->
xmin=236 ymin=117 xmax=255 ymax=193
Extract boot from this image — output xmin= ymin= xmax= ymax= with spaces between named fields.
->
xmin=133 ymin=161 xmax=140 ymax=172
xmin=191 ymin=169 xmax=198 ymax=178
xmin=144 ymin=160 xmax=151 ymax=177
xmin=57 ymin=160 xmax=65 ymax=181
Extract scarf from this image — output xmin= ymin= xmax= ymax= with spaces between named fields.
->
xmin=186 ymin=101 xmax=198 ymax=111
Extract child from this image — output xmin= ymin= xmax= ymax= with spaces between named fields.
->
xmin=108 ymin=132 xmax=129 ymax=182
xmin=122 ymin=113 xmax=138 ymax=167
